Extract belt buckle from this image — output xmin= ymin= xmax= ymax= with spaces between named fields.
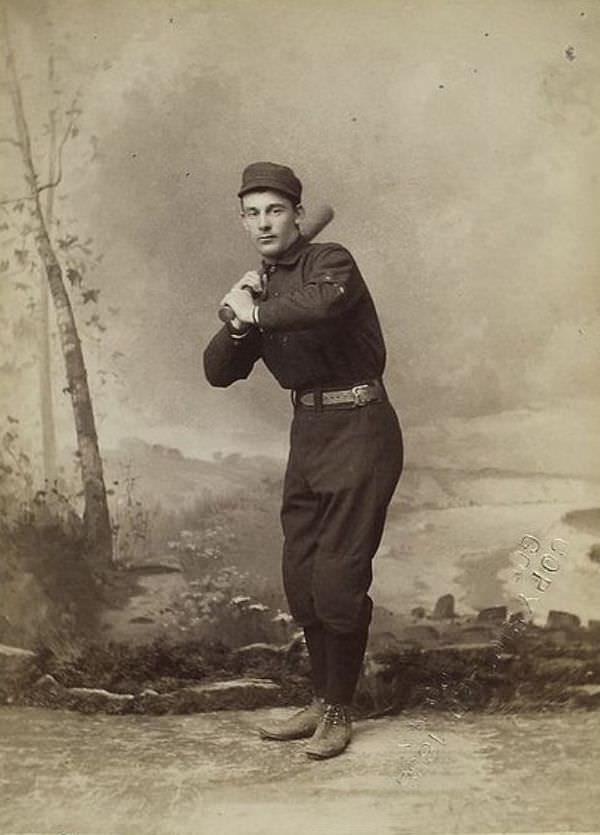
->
xmin=351 ymin=384 xmax=371 ymax=406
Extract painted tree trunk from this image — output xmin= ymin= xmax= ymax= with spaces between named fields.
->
xmin=4 ymin=23 xmax=112 ymax=567
xmin=39 ymin=56 xmax=58 ymax=485
xmin=39 ymin=271 xmax=57 ymax=485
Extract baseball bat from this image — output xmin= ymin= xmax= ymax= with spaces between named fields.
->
xmin=218 ymin=203 xmax=335 ymax=323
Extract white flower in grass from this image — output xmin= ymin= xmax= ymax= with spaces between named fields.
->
xmin=231 ymin=595 xmax=251 ymax=606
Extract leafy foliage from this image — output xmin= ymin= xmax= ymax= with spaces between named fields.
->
xmin=42 ymin=637 xmax=232 ymax=692
xmin=0 ymin=421 xmax=101 ymax=651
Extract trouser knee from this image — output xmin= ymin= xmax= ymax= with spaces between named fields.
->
xmin=315 ymin=591 xmax=373 ymax=635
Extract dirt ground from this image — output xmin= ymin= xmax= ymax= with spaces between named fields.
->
xmin=1 ymin=705 xmax=599 ymax=835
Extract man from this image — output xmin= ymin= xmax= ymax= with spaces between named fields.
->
xmin=203 ymin=161 xmax=403 ymax=759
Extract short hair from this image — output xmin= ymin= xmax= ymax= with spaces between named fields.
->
xmin=239 ymin=189 xmax=300 ymax=212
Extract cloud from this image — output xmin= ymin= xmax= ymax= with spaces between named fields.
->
xmin=5 ymin=0 xmax=599 ymax=459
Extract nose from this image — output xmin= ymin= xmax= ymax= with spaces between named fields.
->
xmin=257 ymin=212 xmax=271 ymax=231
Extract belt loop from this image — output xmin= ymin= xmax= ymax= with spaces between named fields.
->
xmin=315 ymin=388 xmax=323 ymax=412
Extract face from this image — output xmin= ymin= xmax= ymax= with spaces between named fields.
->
xmin=240 ymin=190 xmax=303 ymax=261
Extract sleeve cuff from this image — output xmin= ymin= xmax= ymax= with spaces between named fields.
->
xmin=229 ymin=327 xmax=252 ymax=340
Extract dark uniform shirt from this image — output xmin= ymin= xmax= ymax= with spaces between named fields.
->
xmin=203 ymin=235 xmax=387 ymax=392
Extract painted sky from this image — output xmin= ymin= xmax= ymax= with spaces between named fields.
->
xmin=2 ymin=0 xmax=599 ymax=463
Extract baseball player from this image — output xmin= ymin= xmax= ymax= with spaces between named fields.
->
xmin=204 ymin=161 xmax=404 ymax=758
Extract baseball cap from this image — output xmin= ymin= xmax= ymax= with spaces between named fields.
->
xmin=238 ymin=161 xmax=302 ymax=203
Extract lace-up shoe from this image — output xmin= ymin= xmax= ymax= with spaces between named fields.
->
xmin=305 ymin=703 xmax=352 ymax=759
xmin=258 ymin=697 xmax=325 ymax=741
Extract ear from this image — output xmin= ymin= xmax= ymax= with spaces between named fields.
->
xmin=294 ymin=203 xmax=305 ymax=226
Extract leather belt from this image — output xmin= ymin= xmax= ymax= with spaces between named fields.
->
xmin=294 ymin=379 xmax=385 ymax=409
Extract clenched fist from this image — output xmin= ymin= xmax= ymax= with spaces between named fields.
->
xmin=219 ymin=286 xmax=257 ymax=326
xmin=219 ymin=270 xmax=264 ymax=330
xmin=233 ymin=270 xmax=264 ymax=297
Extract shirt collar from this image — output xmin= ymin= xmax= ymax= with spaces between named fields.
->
xmin=263 ymin=234 xmax=308 ymax=269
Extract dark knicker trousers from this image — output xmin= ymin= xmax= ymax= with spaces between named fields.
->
xmin=281 ymin=398 xmax=404 ymax=637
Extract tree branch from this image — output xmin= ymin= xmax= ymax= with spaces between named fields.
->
xmin=0 ymin=194 xmax=34 ymax=205
xmin=37 ymin=98 xmax=78 ymax=195
xmin=37 ymin=180 xmax=59 ymax=195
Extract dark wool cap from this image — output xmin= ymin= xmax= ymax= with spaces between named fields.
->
xmin=238 ymin=161 xmax=302 ymax=203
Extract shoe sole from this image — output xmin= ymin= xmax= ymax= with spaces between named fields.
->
xmin=258 ymin=726 xmax=318 ymax=741
xmin=305 ymin=742 xmax=350 ymax=760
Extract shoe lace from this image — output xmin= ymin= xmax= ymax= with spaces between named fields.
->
xmin=322 ymin=704 xmax=348 ymax=726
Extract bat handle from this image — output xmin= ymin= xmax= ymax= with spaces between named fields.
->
xmin=218 ymin=284 xmax=261 ymax=323
xmin=218 ymin=304 xmax=236 ymax=323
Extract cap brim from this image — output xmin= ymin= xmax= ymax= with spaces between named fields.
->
xmin=238 ymin=179 xmax=300 ymax=202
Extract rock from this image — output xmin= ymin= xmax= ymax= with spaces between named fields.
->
xmin=232 ymin=643 xmax=285 ymax=676
xmin=176 ymin=678 xmax=281 ymax=711
xmin=0 ymin=644 xmax=38 ymax=695
xmin=0 ymin=643 xmax=37 ymax=658
xmin=546 ymin=611 xmax=581 ymax=631
xmin=32 ymin=674 xmax=64 ymax=700
xmin=68 ymin=687 xmax=136 ymax=700
xmin=567 ymin=684 xmax=600 ymax=708
xmin=432 ymin=594 xmax=455 ymax=620
xmin=233 ymin=642 xmax=283 ymax=659
xmin=588 ymin=620 xmax=600 ymax=633
xmin=130 ymin=678 xmax=283 ymax=716
xmin=140 ymin=676 xmax=201 ymax=694
xmin=65 ymin=687 xmax=136 ymax=713
xmin=131 ymin=690 xmax=173 ymax=715
xmin=125 ymin=560 xmax=182 ymax=574
xmin=411 ymin=606 xmax=426 ymax=620
xmin=477 ymin=606 xmax=507 ymax=624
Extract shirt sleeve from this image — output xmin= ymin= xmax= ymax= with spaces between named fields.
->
xmin=255 ymin=244 xmax=365 ymax=332
xmin=203 ymin=325 xmax=262 ymax=387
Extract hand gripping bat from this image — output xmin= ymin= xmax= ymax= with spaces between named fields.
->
xmin=218 ymin=203 xmax=335 ymax=323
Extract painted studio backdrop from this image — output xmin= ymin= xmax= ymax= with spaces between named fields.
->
xmin=1 ymin=1 xmax=600 ymax=834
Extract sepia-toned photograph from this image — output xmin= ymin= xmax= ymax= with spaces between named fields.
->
xmin=1 ymin=1 xmax=599 ymax=833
